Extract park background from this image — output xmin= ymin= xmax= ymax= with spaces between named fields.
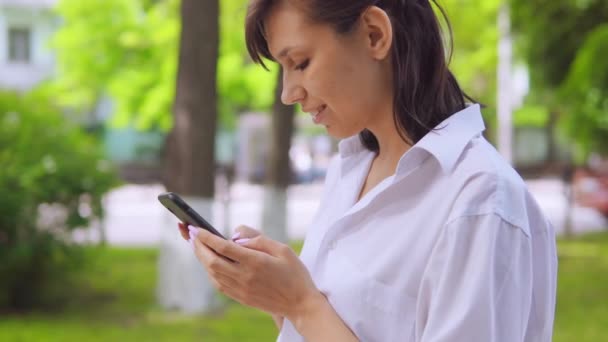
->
xmin=1 ymin=0 xmax=607 ymax=341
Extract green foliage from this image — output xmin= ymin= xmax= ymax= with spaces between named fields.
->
xmin=511 ymin=0 xmax=608 ymax=91
xmin=51 ymin=0 xmax=178 ymax=131
xmin=218 ymin=0 xmax=278 ymax=129
xmin=559 ymin=24 xmax=608 ymax=158
xmin=436 ymin=0 xmax=501 ymax=138
xmin=443 ymin=0 xmax=500 ymax=103
xmin=0 ymin=90 xmax=119 ymax=310
xmin=511 ymin=0 xmax=608 ymax=159
xmin=513 ymin=105 xmax=549 ymax=127
xmin=51 ymin=0 xmax=276 ymax=132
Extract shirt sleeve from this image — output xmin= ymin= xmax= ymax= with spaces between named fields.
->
xmin=416 ymin=213 xmax=533 ymax=342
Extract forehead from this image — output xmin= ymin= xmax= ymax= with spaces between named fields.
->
xmin=264 ymin=2 xmax=330 ymax=58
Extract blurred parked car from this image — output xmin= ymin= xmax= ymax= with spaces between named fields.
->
xmin=573 ymin=165 xmax=608 ymax=218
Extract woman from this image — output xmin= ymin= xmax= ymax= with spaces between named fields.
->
xmin=178 ymin=0 xmax=557 ymax=341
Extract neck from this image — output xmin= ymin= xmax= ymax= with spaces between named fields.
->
xmin=367 ymin=111 xmax=411 ymax=173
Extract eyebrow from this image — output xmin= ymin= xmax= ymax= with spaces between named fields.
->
xmin=275 ymin=46 xmax=294 ymax=60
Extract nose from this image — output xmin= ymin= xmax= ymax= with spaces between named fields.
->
xmin=280 ymin=70 xmax=305 ymax=105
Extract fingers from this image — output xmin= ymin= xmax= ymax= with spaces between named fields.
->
xmin=192 ymin=234 xmax=241 ymax=279
xmin=193 ymin=240 xmax=242 ymax=297
xmin=191 ymin=237 xmax=259 ymax=307
xmin=194 ymin=226 xmax=257 ymax=262
xmin=177 ymin=222 xmax=190 ymax=240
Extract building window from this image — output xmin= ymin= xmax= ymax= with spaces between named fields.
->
xmin=8 ymin=27 xmax=31 ymax=63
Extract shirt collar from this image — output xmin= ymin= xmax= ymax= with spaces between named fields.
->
xmin=338 ymin=135 xmax=367 ymax=158
xmin=337 ymin=104 xmax=485 ymax=174
xmin=410 ymin=104 xmax=485 ymax=174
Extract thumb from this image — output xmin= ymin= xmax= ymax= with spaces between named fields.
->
xmin=237 ymin=235 xmax=286 ymax=257
xmin=231 ymin=225 xmax=261 ymax=240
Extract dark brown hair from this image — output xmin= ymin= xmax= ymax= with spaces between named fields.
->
xmin=245 ymin=0 xmax=474 ymax=151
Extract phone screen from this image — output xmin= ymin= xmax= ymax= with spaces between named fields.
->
xmin=158 ymin=192 xmax=226 ymax=239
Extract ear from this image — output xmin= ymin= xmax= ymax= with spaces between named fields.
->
xmin=360 ymin=6 xmax=393 ymax=60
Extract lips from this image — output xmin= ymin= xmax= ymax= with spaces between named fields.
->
xmin=307 ymin=105 xmax=327 ymax=124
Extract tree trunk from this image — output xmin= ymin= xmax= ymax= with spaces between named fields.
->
xmin=157 ymin=0 xmax=220 ymax=314
xmin=562 ymin=160 xmax=575 ymax=238
xmin=262 ymin=69 xmax=295 ymax=243
xmin=545 ymin=110 xmax=558 ymax=165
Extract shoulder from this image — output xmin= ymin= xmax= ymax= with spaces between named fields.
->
xmin=447 ymin=136 xmax=544 ymax=235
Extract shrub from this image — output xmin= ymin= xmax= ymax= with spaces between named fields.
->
xmin=0 ymin=90 xmax=119 ymax=310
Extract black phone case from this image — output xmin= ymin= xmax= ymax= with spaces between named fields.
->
xmin=158 ymin=192 xmax=226 ymax=239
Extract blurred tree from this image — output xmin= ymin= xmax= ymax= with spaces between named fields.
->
xmin=53 ymin=0 xmax=262 ymax=314
xmin=163 ymin=0 xmax=217 ymax=197
xmin=156 ymin=0 xmax=221 ymax=314
xmin=511 ymin=0 xmax=608 ymax=160
xmin=262 ymin=70 xmax=295 ymax=243
xmin=51 ymin=0 xmax=275 ymax=132
xmin=560 ymin=25 xmax=608 ymax=158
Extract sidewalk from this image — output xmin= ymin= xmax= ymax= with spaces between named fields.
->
xmin=76 ymin=178 xmax=607 ymax=246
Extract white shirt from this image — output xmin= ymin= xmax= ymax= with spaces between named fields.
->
xmin=277 ymin=104 xmax=557 ymax=342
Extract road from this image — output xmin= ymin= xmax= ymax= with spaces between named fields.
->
xmin=74 ymin=178 xmax=607 ymax=246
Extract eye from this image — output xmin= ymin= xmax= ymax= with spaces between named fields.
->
xmin=295 ymin=59 xmax=310 ymax=71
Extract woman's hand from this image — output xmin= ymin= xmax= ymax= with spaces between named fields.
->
xmin=177 ymin=223 xmax=284 ymax=329
xmin=186 ymin=225 xmax=318 ymax=327
xmin=178 ymin=223 xmax=358 ymax=341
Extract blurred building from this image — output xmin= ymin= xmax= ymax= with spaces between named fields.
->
xmin=0 ymin=0 xmax=57 ymax=91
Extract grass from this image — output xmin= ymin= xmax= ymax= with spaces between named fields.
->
xmin=553 ymin=231 xmax=608 ymax=342
xmin=0 ymin=248 xmax=278 ymax=341
xmin=0 ymin=235 xmax=607 ymax=341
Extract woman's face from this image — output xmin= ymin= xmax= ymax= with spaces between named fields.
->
xmin=264 ymin=2 xmax=393 ymax=139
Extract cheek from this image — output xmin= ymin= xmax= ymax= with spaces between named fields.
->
xmin=313 ymin=82 xmax=373 ymax=137
xmin=308 ymin=55 xmax=378 ymax=136
xmin=329 ymin=83 xmax=375 ymax=125
xmin=329 ymin=61 xmax=377 ymax=111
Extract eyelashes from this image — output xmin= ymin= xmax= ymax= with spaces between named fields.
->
xmin=295 ymin=59 xmax=310 ymax=71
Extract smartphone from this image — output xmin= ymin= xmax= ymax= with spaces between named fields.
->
xmin=158 ymin=192 xmax=226 ymax=239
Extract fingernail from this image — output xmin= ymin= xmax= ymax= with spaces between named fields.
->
xmin=231 ymin=232 xmax=241 ymax=241
xmin=188 ymin=225 xmax=199 ymax=237
xmin=235 ymin=238 xmax=250 ymax=245
xmin=189 ymin=230 xmax=195 ymax=241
